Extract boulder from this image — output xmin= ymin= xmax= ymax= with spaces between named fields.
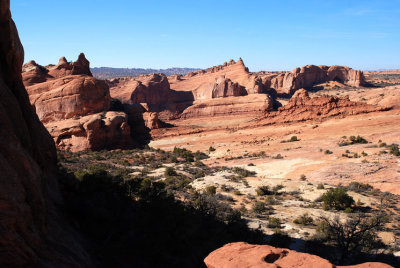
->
xmin=204 ymin=242 xmax=393 ymax=268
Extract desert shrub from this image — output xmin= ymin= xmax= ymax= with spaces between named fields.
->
xmin=252 ymin=201 xmax=267 ymax=214
xmin=233 ymin=190 xmax=243 ymax=196
xmin=293 ymin=214 xmax=314 ymax=226
xmin=324 ymin=150 xmax=333 ymax=155
xmin=256 ymin=185 xmax=272 ymax=196
xmin=272 ymin=184 xmax=284 ymax=194
xmin=389 ymin=144 xmax=399 ymax=156
xmin=272 ymin=154 xmax=283 ymax=159
xmin=300 ymin=174 xmax=307 ymax=181
xmin=194 ymin=150 xmax=209 ymax=160
xmin=205 ymin=185 xmax=217 ymax=195
xmin=232 ymin=167 xmax=256 ymax=178
xmin=350 ymin=135 xmax=368 ymax=144
xmin=322 ymin=187 xmax=355 ymax=211
xmin=209 ymin=146 xmax=216 ymax=152
xmin=268 ymin=217 xmax=282 ymax=228
xmin=347 ymin=182 xmax=373 ymax=193
xmin=164 ymin=166 xmax=177 ymax=177
xmin=317 ymin=183 xmax=325 ymax=189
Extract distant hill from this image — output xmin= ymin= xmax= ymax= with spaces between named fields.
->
xmin=91 ymin=67 xmax=200 ymax=79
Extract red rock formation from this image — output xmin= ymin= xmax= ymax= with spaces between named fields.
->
xmin=143 ymin=112 xmax=162 ymax=129
xmin=262 ymin=89 xmax=388 ymax=123
xmin=180 ymin=94 xmax=274 ymax=119
xmin=204 ymin=242 xmax=393 ymax=268
xmin=28 ymin=75 xmax=110 ymax=123
xmin=22 ymin=53 xmax=93 ymax=86
xmin=262 ymin=64 xmax=367 ymax=96
xmin=47 ymin=111 xmax=132 ymax=151
xmin=23 ymin=54 xmax=137 ymax=151
xmin=0 ymin=2 xmax=93 ymax=266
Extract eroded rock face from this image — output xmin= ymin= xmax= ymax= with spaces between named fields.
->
xmin=262 ymin=64 xmax=367 ymax=96
xmin=47 ymin=111 xmax=134 ymax=151
xmin=22 ymin=53 xmax=93 ymax=86
xmin=23 ymin=54 xmax=136 ymax=151
xmin=28 ymin=75 xmax=110 ymax=123
xmin=263 ymin=89 xmax=388 ymax=123
xmin=180 ymin=94 xmax=274 ymax=119
xmin=204 ymin=242 xmax=393 ymax=268
xmin=0 ymin=2 xmax=93 ymax=266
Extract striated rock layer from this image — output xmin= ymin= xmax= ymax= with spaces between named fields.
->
xmin=204 ymin=242 xmax=393 ymax=268
xmin=0 ymin=2 xmax=94 ymax=266
xmin=23 ymin=54 xmax=139 ymax=151
xmin=262 ymin=89 xmax=387 ymax=124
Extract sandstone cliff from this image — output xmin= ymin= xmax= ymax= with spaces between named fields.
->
xmin=0 ymin=2 xmax=93 ymax=266
xmin=23 ymin=54 xmax=138 ymax=151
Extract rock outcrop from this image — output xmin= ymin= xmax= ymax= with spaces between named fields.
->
xmin=262 ymin=65 xmax=367 ymax=96
xmin=262 ymin=89 xmax=388 ymax=123
xmin=47 ymin=111 xmax=132 ymax=151
xmin=28 ymin=75 xmax=110 ymax=123
xmin=22 ymin=53 xmax=93 ymax=86
xmin=0 ymin=2 xmax=93 ymax=266
xmin=108 ymin=73 xmax=195 ymax=119
xmin=204 ymin=242 xmax=393 ymax=268
xmin=23 ymin=55 xmax=137 ymax=151
xmin=180 ymin=94 xmax=274 ymax=119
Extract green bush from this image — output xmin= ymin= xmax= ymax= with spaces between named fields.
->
xmin=205 ymin=185 xmax=217 ymax=195
xmin=256 ymin=185 xmax=272 ymax=196
xmin=268 ymin=217 xmax=282 ymax=228
xmin=252 ymin=201 xmax=267 ymax=214
xmin=322 ymin=187 xmax=355 ymax=211
xmin=293 ymin=214 xmax=314 ymax=225
xmin=165 ymin=166 xmax=177 ymax=177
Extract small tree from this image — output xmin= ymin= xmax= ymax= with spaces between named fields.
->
xmin=322 ymin=187 xmax=354 ymax=211
xmin=316 ymin=213 xmax=388 ymax=264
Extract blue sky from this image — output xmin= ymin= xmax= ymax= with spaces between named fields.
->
xmin=11 ymin=0 xmax=400 ymax=71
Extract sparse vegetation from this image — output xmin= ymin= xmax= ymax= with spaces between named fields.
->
xmin=321 ymin=187 xmax=355 ymax=211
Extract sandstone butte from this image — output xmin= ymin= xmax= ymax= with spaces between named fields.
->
xmin=22 ymin=54 xmax=162 ymax=151
xmin=204 ymin=242 xmax=394 ymax=268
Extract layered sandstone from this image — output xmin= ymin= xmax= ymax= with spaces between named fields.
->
xmin=23 ymin=55 xmax=137 ymax=151
xmin=262 ymin=65 xmax=367 ymax=96
xmin=0 ymin=2 xmax=93 ymax=266
xmin=47 ymin=111 xmax=133 ymax=151
xmin=180 ymin=94 xmax=274 ymax=119
xmin=204 ymin=242 xmax=393 ymax=268
xmin=262 ymin=89 xmax=387 ymax=124
xmin=28 ymin=75 xmax=110 ymax=123
xmin=171 ymin=58 xmax=264 ymax=99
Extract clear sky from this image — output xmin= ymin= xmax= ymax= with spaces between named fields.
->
xmin=11 ymin=0 xmax=400 ymax=71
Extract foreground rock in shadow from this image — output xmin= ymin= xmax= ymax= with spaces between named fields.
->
xmin=0 ymin=2 xmax=94 ymax=266
xmin=204 ymin=242 xmax=393 ymax=268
